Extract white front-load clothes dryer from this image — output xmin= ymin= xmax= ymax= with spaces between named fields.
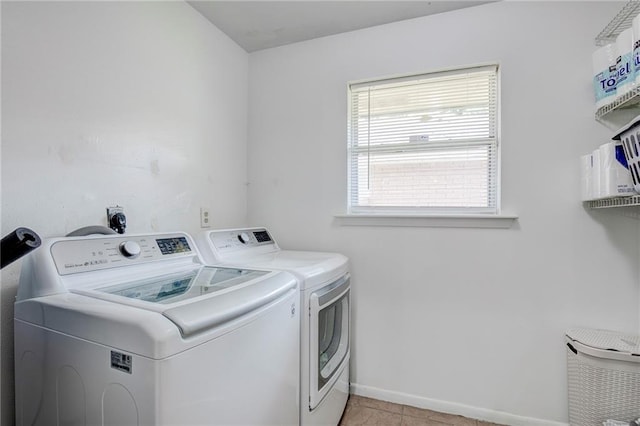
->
xmin=14 ymin=232 xmax=300 ymax=426
xmin=196 ymin=228 xmax=350 ymax=426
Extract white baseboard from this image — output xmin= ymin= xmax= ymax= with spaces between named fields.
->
xmin=350 ymin=383 xmax=568 ymax=426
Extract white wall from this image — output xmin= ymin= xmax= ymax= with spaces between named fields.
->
xmin=2 ymin=1 xmax=639 ymax=425
xmin=1 ymin=2 xmax=248 ymax=424
xmin=248 ymin=2 xmax=640 ymax=424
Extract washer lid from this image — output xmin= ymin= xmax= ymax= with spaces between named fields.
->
xmin=73 ymin=266 xmax=297 ymax=337
xmin=161 ymin=270 xmax=296 ymax=337
xmin=93 ymin=266 xmax=268 ymax=305
xmin=17 ymin=267 xmax=298 ymax=358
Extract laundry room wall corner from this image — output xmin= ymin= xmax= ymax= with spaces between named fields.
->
xmin=1 ymin=2 xmax=249 ymax=424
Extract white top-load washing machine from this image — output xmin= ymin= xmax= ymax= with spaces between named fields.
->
xmin=14 ymin=231 xmax=300 ymax=426
xmin=195 ymin=228 xmax=350 ymax=426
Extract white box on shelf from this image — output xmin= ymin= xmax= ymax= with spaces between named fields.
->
xmin=580 ymin=154 xmax=593 ymax=201
xmin=599 ymin=142 xmax=636 ymax=197
xmin=592 ymin=148 xmax=602 ymax=199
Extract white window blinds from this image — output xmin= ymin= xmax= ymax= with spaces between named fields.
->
xmin=348 ymin=64 xmax=499 ymax=214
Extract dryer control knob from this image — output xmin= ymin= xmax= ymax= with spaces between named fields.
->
xmin=238 ymin=232 xmax=251 ymax=244
xmin=119 ymin=241 xmax=141 ymax=258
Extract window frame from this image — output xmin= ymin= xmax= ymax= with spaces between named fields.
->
xmin=346 ymin=63 xmax=502 ymax=217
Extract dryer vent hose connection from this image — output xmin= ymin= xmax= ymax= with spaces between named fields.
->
xmin=1 ymin=227 xmax=41 ymax=269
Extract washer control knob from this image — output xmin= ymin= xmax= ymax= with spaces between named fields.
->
xmin=119 ymin=241 xmax=141 ymax=258
xmin=238 ymin=232 xmax=251 ymax=244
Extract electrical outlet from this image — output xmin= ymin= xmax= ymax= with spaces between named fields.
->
xmin=200 ymin=207 xmax=211 ymax=228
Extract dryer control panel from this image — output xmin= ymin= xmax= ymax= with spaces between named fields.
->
xmin=207 ymin=228 xmax=277 ymax=255
xmin=51 ymin=233 xmax=194 ymax=275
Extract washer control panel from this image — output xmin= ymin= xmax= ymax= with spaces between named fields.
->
xmin=51 ymin=234 xmax=193 ymax=275
xmin=209 ymin=228 xmax=275 ymax=253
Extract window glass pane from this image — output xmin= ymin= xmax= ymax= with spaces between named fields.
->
xmin=348 ymin=65 xmax=499 ymax=214
xmin=351 ymin=76 xmax=493 ymax=146
xmin=352 ymin=145 xmax=493 ymax=208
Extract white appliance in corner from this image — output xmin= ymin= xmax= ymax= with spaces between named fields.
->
xmin=14 ymin=232 xmax=300 ymax=426
xmin=196 ymin=227 xmax=350 ymax=426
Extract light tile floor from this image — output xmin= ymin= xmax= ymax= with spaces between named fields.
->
xmin=339 ymin=395 xmax=505 ymax=426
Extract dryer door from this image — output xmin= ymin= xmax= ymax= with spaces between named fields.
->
xmin=309 ymin=274 xmax=350 ymax=410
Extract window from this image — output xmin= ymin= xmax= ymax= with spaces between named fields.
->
xmin=347 ymin=64 xmax=499 ymax=215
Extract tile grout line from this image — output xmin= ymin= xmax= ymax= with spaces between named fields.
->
xmin=343 ymin=395 xmax=499 ymax=426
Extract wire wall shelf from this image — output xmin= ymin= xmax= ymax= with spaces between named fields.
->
xmin=594 ymin=1 xmax=640 ymax=128
xmin=585 ymin=195 xmax=640 ymax=208
xmin=596 ymin=86 xmax=640 ymax=119
xmin=595 ymin=0 xmax=640 ymax=46
xmin=585 ymin=195 xmax=640 ymax=219
xmin=591 ymin=3 xmax=640 ymax=217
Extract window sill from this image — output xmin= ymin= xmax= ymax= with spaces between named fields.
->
xmin=333 ymin=213 xmax=518 ymax=229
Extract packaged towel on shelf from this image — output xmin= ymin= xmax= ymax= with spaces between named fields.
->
xmin=593 ymin=43 xmax=618 ymax=109
xmin=599 ymin=141 xmax=636 ymax=198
